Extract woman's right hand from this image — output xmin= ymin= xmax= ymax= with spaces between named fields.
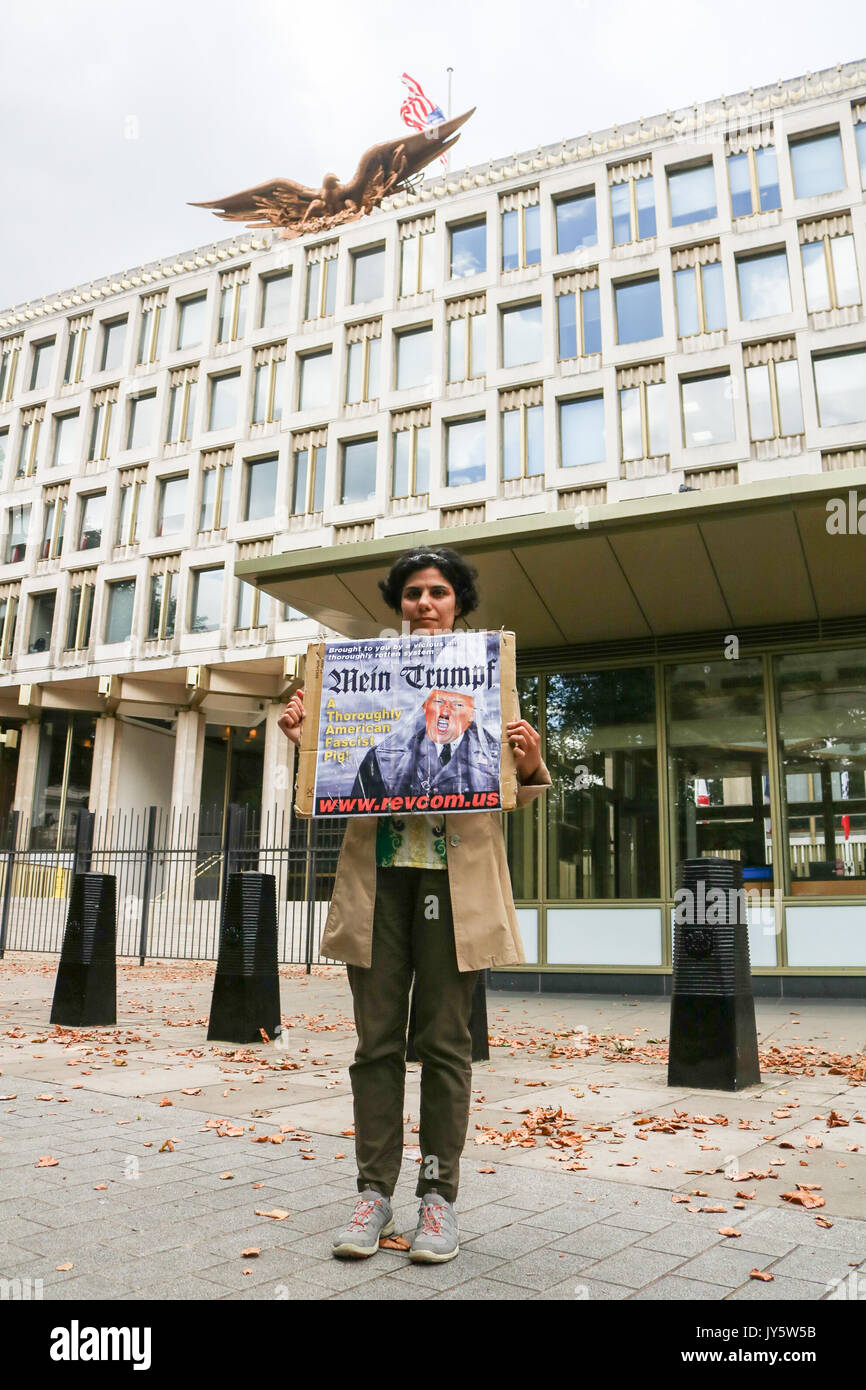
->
xmin=277 ymin=688 xmax=305 ymax=747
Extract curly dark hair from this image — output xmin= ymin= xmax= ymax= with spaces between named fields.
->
xmin=378 ymin=546 xmax=480 ymax=619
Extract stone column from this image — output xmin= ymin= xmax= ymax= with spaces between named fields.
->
xmin=12 ymin=719 xmax=41 ymax=834
xmin=89 ymin=715 xmax=118 ymax=833
xmin=168 ymin=710 xmax=206 ymax=943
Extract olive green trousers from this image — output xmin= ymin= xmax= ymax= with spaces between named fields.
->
xmin=346 ymin=867 xmax=479 ymax=1205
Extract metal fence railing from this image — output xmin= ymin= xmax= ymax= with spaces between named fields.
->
xmin=0 ymin=804 xmax=346 ymax=967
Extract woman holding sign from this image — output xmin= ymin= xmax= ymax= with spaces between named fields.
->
xmin=278 ymin=547 xmax=550 ymax=1264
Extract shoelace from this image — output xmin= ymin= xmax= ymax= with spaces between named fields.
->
xmin=348 ymin=1199 xmax=379 ymax=1231
xmin=419 ymin=1202 xmax=445 ymax=1236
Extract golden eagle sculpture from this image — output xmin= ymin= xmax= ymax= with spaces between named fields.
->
xmin=190 ymin=109 xmax=475 ymax=239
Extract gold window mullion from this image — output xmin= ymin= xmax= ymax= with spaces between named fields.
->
xmin=180 ymin=382 xmax=191 ymax=441
xmin=230 ymin=284 xmax=240 ymax=341
xmin=151 ymin=305 xmax=162 ymax=362
xmin=520 ymin=403 xmax=529 ymax=478
xmin=629 ymin=178 xmax=639 ymax=243
xmin=823 ymin=235 xmax=839 ymax=310
xmin=518 ymin=207 xmax=526 ymax=270
xmin=416 ymin=235 xmax=424 ymax=293
xmin=639 ymin=381 xmax=650 ymax=458
xmin=267 ymin=361 xmax=277 ymax=422
xmin=100 ymin=402 xmax=112 ymax=460
xmin=695 ymin=265 xmax=707 ymax=334
xmin=767 ymin=361 xmax=782 ymax=438
xmin=130 ymin=480 xmax=141 ymax=543
xmin=747 ymin=148 xmax=761 ymax=216
xmin=465 ymin=316 xmax=473 ymax=381
xmin=409 ymin=428 xmax=418 ymax=493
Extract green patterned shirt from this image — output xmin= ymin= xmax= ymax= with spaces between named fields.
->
xmin=375 ymin=815 xmax=448 ymax=869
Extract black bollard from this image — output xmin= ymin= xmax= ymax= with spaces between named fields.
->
xmin=50 ymin=873 xmax=117 ymax=1026
xmin=668 ymin=858 xmax=761 ymax=1090
xmin=207 ymin=872 xmax=281 ymax=1044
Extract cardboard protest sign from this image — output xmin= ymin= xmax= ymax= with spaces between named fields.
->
xmin=295 ymin=630 xmax=519 ymax=817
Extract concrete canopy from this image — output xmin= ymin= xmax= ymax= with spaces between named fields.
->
xmin=235 ymin=470 xmax=866 ymax=648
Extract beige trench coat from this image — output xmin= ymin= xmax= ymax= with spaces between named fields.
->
xmin=319 ymin=761 xmax=552 ymax=973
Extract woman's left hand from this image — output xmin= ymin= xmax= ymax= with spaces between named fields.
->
xmin=506 ymin=718 xmax=542 ymax=781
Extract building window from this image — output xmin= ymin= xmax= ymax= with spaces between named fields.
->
xmin=126 ymin=390 xmax=157 ymax=450
xmin=136 ymin=296 xmax=164 ymax=366
xmin=395 ymin=326 xmax=432 ymax=391
xmin=501 ymin=301 xmax=542 ymax=368
xmin=857 ymin=118 xmax=866 ymax=187
xmin=619 ymin=376 xmax=668 ymax=461
xmin=351 ymin=245 xmax=385 ymax=304
xmin=199 ymin=458 xmax=232 ymax=531
xmin=736 ymin=249 xmax=792 ymax=319
xmin=449 ymin=219 xmax=486 ymax=278
xmin=208 ymin=370 xmax=240 ymax=431
xmin=62 ymin=318 xmax=90 ymax=386
xmin=147 ymin=570 xmax=177 ymax=639
xmin=0 ymin=592 xmax=18 ymax=657
xmin=217 ymin=272 xmax=248 ymax=343
xmin=77 ymin=492 xmax=105 ymax=550
xmin=776 ymin=647 xmax=866 ymax=894
xmin=559 ymin=396 xmax=605 ymax=467
xmin=5 ymin=505 xmax=30 ymax=564
xmin=0 ymin=337 xmax=21 ymax=403
xmin=115 ymin=474 xmax=143 ymax=546
xmin=16 ymin=411 xmax=42 ymax=479
xmin=680 ymin=372 xmax=735 ymax=447
xmin=789 ymin=129 xmax=845 ymax=199
xmin=51 ymin=411 xmax=81 ymax=469
xmin=502 ymin=398 xmax=543 ymax=480
xmin=304 ymin=250 xmax=338 ymax=319
xmin=157 ymin=475 xmax=188 ymax=537
xmin=800 ymin=223 xmax=861 ymax=312
xmin=29 ymin=338 xmax=55 ymax=393
xmin=40 ymin=496 xmax=66 ymax=560
xmin=65 ymin=583 xmax=95 ymax=651
xmin=745 ymin=355 xmax=804 ymax=441
xmin=340 ymin=436 xmax=378 ymax=504
xmin=87 ymin=391 xmax=115 ymax=463
xmin=291 ymin=441 xmax=326 ymax=514
xmin=104 ymin=578 xmax=135 ymax=644
xmin=29 ymin=712 xmax=97 ymax=850
xmin=667 ymin=660 xmax=770 ymax=890
xmin=555 ymin=276 xmax=601 ymax=359
xmin=251 ymin=349 xmax=286 ymax=424
xmin=235 ymin=580 xmax=268 ymax=630
xmin=399 ymin=222 xmax=435 ymax=296
xmin=166 ymin=369 xmax=197 ymax=444
xmin=283 ymin=604 xmax=305 ymax=621
xmin=99 ymin=317 xmax=127 ymax=373
xmin=189 ymin=566 xmax=224 ymax=632
xmin=28 ymin=591 xmax=55 ymax=653
xmin=546 ymin=667 xmax=659 ymax=900
xmin=259 ymin=271 xmax=292 ymax=329
xmin=673 ymin=255 xmax=726 ymax=336
xmin=176 ymin=294 xmax=207 ymax=351
xmin=727 ymin=146 xmax=781 ymax=217
xmin=610 ymin=171 xmax=656 ymax=245
xmin=501 ymin=196 xmax=540 ymax=271
xmin=345 ymin=328 xmax=381 ymax=405
xmin=447 ymin=303 xmax=486 ymax=382
xmin=813 ymin=348 xmax=866 ymax=427
xmin=667 ymin=161 xmax=717 ymax=227
xmin=243 ymin=454 xmax=278 ymax=522
xmin=392 ymin=420 xmax=430 ymax=498
xmin=298 ymin=350 xmax=332 ymax=411
xmin=0 ymin=427 xmax=8 ymax=475
xmin=445 ymin=417 xmax=485 ymax=486
xmin=554 ymin=191 xmax=597 ymax=253
xmin=614 ymin=276 xmax=663 ymax=344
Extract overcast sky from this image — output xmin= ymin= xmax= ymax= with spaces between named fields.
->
xmin=2 ymin=0 xmax=865 ymax=309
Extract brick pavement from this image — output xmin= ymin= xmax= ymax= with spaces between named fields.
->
xmin=0 ymin=955 xmax=864 ymax=1302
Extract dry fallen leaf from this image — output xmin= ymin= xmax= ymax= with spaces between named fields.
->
xmin=477 ymin=1165 xmax=497 ymax=1174
xmin=718 ymin=1227 xmax=742 ymax=1237
xmin=240 ymin=1247 xmax=261 ymax=1258
xmin=378 ymin=1235 xmax=411 ymax=1250
xmin=35 ymin=1156 xmax=58 ymax=1167
xmin=159 ymin=1097 xmax=172 ymax=1107
xmin=749 ymin=1269 xmax=774 ymax=1281
xmin=254 ymin=1208 xmax=291 ymax=1221
xmin=781 ymin=1186 xmax=825 ymax=1210
xmin=814 ymin=1217 xmax=834 ymax=1228
xmin=158 ymin=1139 xmax=174 ymax=1153
xmin=55 ymin=1262 xmax=74 ymax=1271
xmin=219 ymin=1172 xmax=234 ymax=1180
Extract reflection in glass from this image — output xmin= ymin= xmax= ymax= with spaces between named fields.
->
xmin=668 ymin=163 xmax=717 ymax=225
xmin=298 ymin=351 xmax=331 ymax=411
xmin=190 ymin=567 xmax=224 ymax=632
xmin=554 ymin=193 xmax=597 ymax=253
xmin=667 ymin=660 xmax=771 ymax=891
xmin=505 ymin=675 xmax=539 ymax=900
xmin=501 ymin=303 xmax=542 ymax=367
xmin=341 ymin=437 xmax=378 ymax=503
xmin=395 ymin=328 xmax=432 ymax=390
xmin=560 ymin=396 xmax=605 ymax=467
xmin=790 ymin=131 xmax=845 ymax=198
xmin=813 ymin=349 xmax=866 ymax=426
xmin=737 ymin=250 xmax=792 ymax=320
xmin=177 ymin=295 xmax=206 ymax=349
xmin=351 ymin=247 xmax=385 ymax=303
xmin=547 ymin=668 xmax=659 ymax=899
xmin=450 ymin=220 xmax=486 ymax=277
xmin=776 ymin=648 xmax=866 ymax=890
xmin=105 ymin=578 xmax=135 ymax=644
xmin=615 ymin=277 xmax=663 ymax=344
xmin=260 ymin=272 xmax=292 ymax=328
xmin=445 ymin=417 xmax=485 ymax=486
xmin=681 ymin=374 xmax=735 ymax=447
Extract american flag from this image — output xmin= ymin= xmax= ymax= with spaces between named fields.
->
xmin=400 ymin=72 xmax=447 ymax=168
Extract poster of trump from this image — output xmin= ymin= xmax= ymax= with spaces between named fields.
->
xmin=296 ymin=630 xmax=519 ymax=817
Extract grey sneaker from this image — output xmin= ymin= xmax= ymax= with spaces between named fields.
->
xmin=409 ymin=1191 xmax=459 ymax=1263
xmin=331 ymin=1190 xmax=395 ymax=1258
